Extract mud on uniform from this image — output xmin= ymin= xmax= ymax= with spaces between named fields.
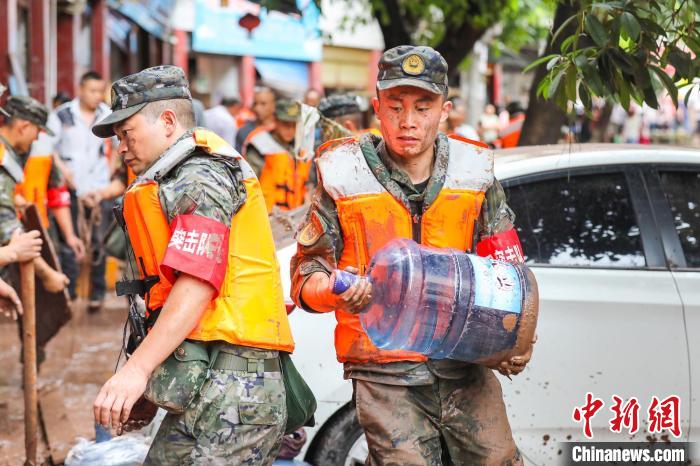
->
xmin=291 ymin=132 xmax=523 ymax=466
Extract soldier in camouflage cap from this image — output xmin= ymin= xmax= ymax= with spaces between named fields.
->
xmin=1 ymin=96 xmax=55 ymax=137
xmin=318 ymin=94 xmax=367 ymax=135
xmin=377 ymin=45 xmax=449 ymax=96
xmin=92 ymin=65 xmax=191 ymax=138
xmin=244 ymin=98 xmax=314 ymax=211
xmin=291 ymin=45 xmax=533 ymax=465
xmin=92 ymin=66 xmax=289 ymax=465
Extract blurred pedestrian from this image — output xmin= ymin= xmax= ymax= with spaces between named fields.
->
xmin=203 ymin=96 xmax=242 ymax=146
xmin=304 ymin=88 xmax=322 ymax=107
xmin=46 ymin=71 xmax=111 ymax=312
xmin=52 ymin=91 xmax=71 ymax=109
xmin=318 ymin=94 xmax=364 ymax=134
xmin=496 ymin=101 xmax=526 ymax=148
xmin=479 ymin=104 xmax=501 ymax=146
xmin=235 ymin=86 xmax=277 ymax=152
xmin=447 ymin=99 xmax=479 ymax=140
xmin=245 ymin=99 xmax=312 ymax=211
xmin=0 ymin=96 xmax=70 ymax=291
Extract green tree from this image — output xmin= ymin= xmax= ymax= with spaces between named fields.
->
xmin=521 ymin=0 xmax=700 ymax=144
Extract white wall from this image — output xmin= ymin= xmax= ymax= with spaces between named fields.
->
xmin=320 ymin=0 xmax=384 ymax=51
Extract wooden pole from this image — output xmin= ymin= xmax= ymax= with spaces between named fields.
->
xmin=21 ymin=260 xmax=37 ymax=466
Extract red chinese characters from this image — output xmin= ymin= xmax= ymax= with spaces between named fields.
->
xmin=161 ymin=214 xmax=230 ymax=293
xmin=572 ymin=392 xmax=605 ymax=439
xmin=648 ymin=395 xmax=681 ymax=438
xmin=476 ymin=228 xmax=525 ymax=263
xmin=609 ymin=395 xmax=640 ymax=435
xmin=572 ymin=394 xmax=683 ymax=439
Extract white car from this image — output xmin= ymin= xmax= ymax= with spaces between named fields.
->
xmin=275 ymin=143 xmax=700 ymax=466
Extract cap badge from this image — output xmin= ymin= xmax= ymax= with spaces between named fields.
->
xmin=402 ymin=54 xmax=425 ymax=76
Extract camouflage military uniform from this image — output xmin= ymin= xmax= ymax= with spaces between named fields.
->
xmin=92 ymin=67 xmax=287 ymax=465
xmin=0 ymin=96 xmax=61 ymax=246
xmin=0 ymin=135 xmax=24 ymax=246
xmin=291 ymin=45 xmax=523 ymax=466
xmin=140 ymin=140 xmax=286 ymax=466
xmin=245 ymin=133 xmax=295 ymax=179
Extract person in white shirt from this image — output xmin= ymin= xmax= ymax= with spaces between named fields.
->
xmin=203 ymin=97 xmax=241 ymax=146
xmin=47 ymin=71 xmax=111 ymax=312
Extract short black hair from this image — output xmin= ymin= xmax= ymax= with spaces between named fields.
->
xmin=53 ymin=91 xmax=71 ymax=106
xmin=80 ymin=71 xmax=103 ymax=85
xmin=221 ymin=97 xmax=240 ymax=107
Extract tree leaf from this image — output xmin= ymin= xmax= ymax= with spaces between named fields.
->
xmin=551 ymin=13 xmax=579 ymax=45
xmin=585 ymin=13 xmax=609 ymax=47
xmin=547 ymin=70 xmax=565 ymax=99
xmin=523 ymin=53 xmax=559 ymax=73
xmin=642 ymin=82 xmax=659 ymax=109
xmin=579 ymin=82 xmax=592 ymax=110
xmin=650 ymin=65 xmax=678 ymax=106
xmin=620 ymin=12 xmax=640 ymax=41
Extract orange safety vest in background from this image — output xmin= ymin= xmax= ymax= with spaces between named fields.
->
xmin=121 ymin=129 xmax=294 ymax=352
xmin=317 ymin=135 xmax=494 ymax=364
xmin=15 ymin=154 xmax=53 ymax=227
xmin=498 ymin=113 xmax=526 ymax=148
xmin=245 ymin=127 xmax=312 ymax=212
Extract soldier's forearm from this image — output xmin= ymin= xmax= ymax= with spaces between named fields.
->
xmin=124 ymin=273 xmax=215 ymax=377
xmin=52 ymin=206 xmax=77 ymax=240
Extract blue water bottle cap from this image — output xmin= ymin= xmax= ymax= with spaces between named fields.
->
xmin=332 ymin=269 xmax=360 ymax=294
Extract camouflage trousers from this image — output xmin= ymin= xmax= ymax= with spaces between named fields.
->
xmin=354 ymin=365 xmax=522 ymax=466
xmin=144 ymin=352 xmax=287 ymax=465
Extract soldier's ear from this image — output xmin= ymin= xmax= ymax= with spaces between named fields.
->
xmin=160 ymin=109 xmax=178 ymax=136
xmin=371 ymin=97 xmax=380 ymax=115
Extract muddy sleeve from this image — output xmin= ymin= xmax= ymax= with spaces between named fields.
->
xmin=477 ymin=177 xmax=516 ymax=241
xmin=290 ymin=179 xmax=344 ymax=310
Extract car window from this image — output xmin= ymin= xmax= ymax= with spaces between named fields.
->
xmin=658 ymin=170 xmax=700 ymax=268
xmin=503 ymin=171 xmax=646 ymax=268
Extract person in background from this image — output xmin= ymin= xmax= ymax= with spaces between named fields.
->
xmin=46 ymin=71 xmax=111 ymax=312
xmin=318 ymin=94 xmax=365 ymax=134
xmin=245 ymin=100 xmax=312 ymax=211
xmin=496 ymin=101 xmax=526 ymax=149
xmin=479 ymin=103 xmax=501 ymax=147
xmin=235 ymin=86 xmax=277 ymax=153
xmin=304 ymin=88 xmax=322 ymax=108
xmin=203 ymin=96 xmax=242 ymax=146
xmin=447 ymin=99 xmax=480 ymax=140
xmin=52 ymin=91 xmax=71 ymax=110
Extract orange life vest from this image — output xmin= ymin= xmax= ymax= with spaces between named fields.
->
xmin=317 ymin=134 xmax=493 ymax=364
xmin=498 ymin=113 xmax=525 ymax=148
xmin=246 ymin=127 xmax=312 ymax=212
xmin=15 ymin=154 xmax=53 ymax=227
xmin=122 ymin=129 xmax=294 ymax=352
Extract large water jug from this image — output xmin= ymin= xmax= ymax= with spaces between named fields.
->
xmin=332 ymin=238 xmax=538 ymax=366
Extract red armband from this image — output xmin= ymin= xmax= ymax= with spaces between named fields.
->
xmin=161 ymin=214 xmax=230 ymax=294
xmin=47 ymin=186 xmax=71 ymax=208
xmin=476 ymin=228 xmax=525 ymax=263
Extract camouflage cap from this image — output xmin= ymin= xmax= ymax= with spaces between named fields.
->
xmin=275 ymin=99 xmax=300 ymax=123
xmin=92 ymin=65 xmax=192 ymax=138
xmin=377 ymin=45 xmax=448 ymax=95
xmin=318 ymin=94 xmax=360 ymax=118
xmin=1 ymin=95 xmax=54 ymax=136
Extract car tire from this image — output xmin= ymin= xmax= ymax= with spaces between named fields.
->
xmin=306 ymin=403 xmax=366 ymax=466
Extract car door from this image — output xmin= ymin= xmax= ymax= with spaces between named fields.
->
xmin=500 ymin=165 xmax=689 ymax=465
xmin=645 ymin=165 xmax=700 ymax=456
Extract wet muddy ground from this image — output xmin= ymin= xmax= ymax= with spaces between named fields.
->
xmin=0 ymin=293 xmax=126 ymax=466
